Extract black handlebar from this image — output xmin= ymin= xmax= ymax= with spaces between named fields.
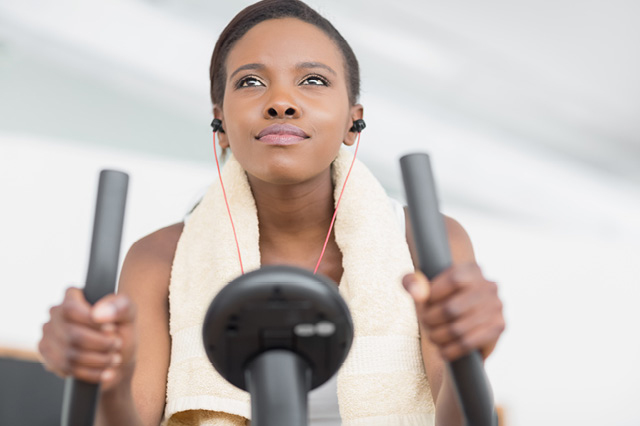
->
xmin=400 ymin=153 xmax=496 ymax=426
xmin=61 ymin=170 xmax=129 ymax=426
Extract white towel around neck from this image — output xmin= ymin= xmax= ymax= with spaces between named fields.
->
xmin=164 ymin=149 xmax=435 ymax=425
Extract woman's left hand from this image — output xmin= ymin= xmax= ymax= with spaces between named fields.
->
xmin=402 ymin=263 xmax=505 ymax=361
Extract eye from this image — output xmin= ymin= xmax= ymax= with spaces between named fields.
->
xmin=237 ymin=76 xmax=265 ymax=88
xmin=300 ymin=74 xmax=329 ymax=86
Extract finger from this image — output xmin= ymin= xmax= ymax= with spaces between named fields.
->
xmin=439 ymin=320 xmax=505 ymax=361
xmin=91 ymin=294 xmax=136 ymax=325
xmin=65 ymin=348 xmax=119 ymax=372
xmin=41 ymin=320 xmax=83 ymax=376
xmin=66 ymin=365 xmax=107 ymax=384
xmin=65 ymin=323 xmax=123 ymax=352
xmin=40 ymin=336 xmax=116 ymax=380
xmin=428 ymin=303 xmax=497 ymax=346
xmin=47 ymin=313 xmax=100 ymax=354
xmin=402 ymin=271 xmax=430 ymax=304
xmin=428 ymin=263 xmax=481 ymax=304
xmin=422 ymin=283 xmax=495 ymax=327
xmin=58 ymin=288 xmax=97 ymax=327
xmin=39 ymin=333 xmax=69 ymax=377
xmin=100 ymin=367 xmax=119 ymax=388
xmin=63 ymin=287 xmax=88 ymax=304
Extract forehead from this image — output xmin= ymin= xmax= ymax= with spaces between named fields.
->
xmin=226 ymin=17 xmax=345 ymax=78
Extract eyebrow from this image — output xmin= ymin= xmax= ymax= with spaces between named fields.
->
xmin=229 ymin=63 xmax=265 ymax=81
xmin=228 ymin=61 xmax=337 ymax=81
xmin=296 ymin=62 xmax=337 ymax=76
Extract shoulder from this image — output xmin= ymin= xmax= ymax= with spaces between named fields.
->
xmin=403 ymin=207 xmax=476 ymax=267
xmin=118 ymin=222 xmax=185 ymax=296
xmin=127 ymin=222 xmax=184 ymax=263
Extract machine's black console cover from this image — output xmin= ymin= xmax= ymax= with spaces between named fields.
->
xmin=203 ymin=265 xmax=353 ymax=391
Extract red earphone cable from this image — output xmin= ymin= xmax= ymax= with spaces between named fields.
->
xmin=213 ymin=132 xmax=244 ymax=275
xmin=313 ymin=131 xmax=361 ymax=274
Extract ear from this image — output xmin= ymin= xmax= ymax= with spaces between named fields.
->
xmin=344 ymin=104 xmax=364 ymax=147
xmin=213 ymin=105 xmax=229 ymax=149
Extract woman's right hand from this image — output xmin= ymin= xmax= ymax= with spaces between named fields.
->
xmin=39 ymin=287 xmax=138 ymax=391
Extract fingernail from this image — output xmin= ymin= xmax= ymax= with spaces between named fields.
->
xmin=404 ymin=279 xmax=425 ymax=300
xmin=402 ymin=279 xmax=415 ymax=293
xmin=413 ymin=284 xmax=427 ymax=300
xmin=111 ymin=353 xmax=122 ymax=366
xmin=101 ymin=369 xmax=114 ymax=382
xmin=112 ymin=337 xmax=122 ymax=350
xmin=93 ymin=304 xmax=116 ymax=321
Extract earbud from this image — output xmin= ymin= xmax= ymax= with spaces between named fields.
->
xmin=349 ymin=119 xmax=366 ymax=133
xmin=211 ymin=118 xmax=224 ymax=133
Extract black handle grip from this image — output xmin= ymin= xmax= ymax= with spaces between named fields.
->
xmin=61 ymin=170 xmax=129 ymax=426
xmin=400 ymin=153 xmax=496 ymax=426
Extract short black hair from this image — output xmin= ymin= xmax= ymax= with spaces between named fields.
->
xmin=209 ymin=0 xmax=360 ymax=107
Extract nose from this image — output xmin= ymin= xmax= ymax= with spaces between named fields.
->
xmin=266 ymin=106 xmax=297 ymax=118
xmin=263 ymin=87 xmax=300 ymax=119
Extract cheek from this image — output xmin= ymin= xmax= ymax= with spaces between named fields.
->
xmin=221 ymin=101 xmax=260 ymax=146
xmin=306 ymin=98 xmax=351 ymax=141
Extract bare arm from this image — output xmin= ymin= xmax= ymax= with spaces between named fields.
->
xmin=97 ymin=223 xmax=183 ymax=426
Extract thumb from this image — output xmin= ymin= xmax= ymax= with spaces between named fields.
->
xmin=402 ymin=271 xmax=430 ymax=304
xmin=91 ymin=294 xmax=136 ymax=325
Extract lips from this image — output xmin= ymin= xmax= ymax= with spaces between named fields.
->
xmin=256 ymin=124 xmax=309 ymax=145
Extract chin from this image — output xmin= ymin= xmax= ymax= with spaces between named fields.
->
xmin=255 ymin=163 xmax=315 ymax=186
xmin=251 ymin=152 xmax=332 ymax=186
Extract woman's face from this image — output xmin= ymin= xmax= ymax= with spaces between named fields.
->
xmin=216 ymin=17 xmax=362 ymax=186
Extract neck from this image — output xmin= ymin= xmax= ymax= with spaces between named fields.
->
xmin=248 ymin=169 xmax=335 ymax=244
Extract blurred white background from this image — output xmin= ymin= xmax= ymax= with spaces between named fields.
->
xmin=1 ymin=1 xmax=639 ymax=425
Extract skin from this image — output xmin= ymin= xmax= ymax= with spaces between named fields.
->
xmin=38 ymin=17 xmax=504 ymax=426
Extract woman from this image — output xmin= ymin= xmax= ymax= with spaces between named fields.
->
xmin=39 ymin=1 xmax=505 ymax=425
